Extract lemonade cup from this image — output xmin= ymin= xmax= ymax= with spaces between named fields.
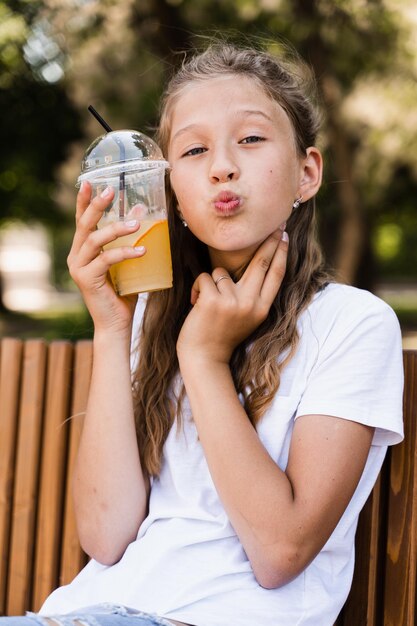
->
xmin=77 ymin=130 xmax=172 ymax=296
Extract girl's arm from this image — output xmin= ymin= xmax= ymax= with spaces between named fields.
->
xmin=177 ymin=230 xmax=373 ymax=588
xmin=179 ymin=356 xmax=373 ymax=588
xmin=72 ymin=329 xmax=150 ymax=565
xmin=68 ymin=182 xmax=149 ymax=565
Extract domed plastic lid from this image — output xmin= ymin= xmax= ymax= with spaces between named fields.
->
xmin=77 ymin=130 xmax=169 ymax=184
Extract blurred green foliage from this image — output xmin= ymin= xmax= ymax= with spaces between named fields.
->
xmin=0 ymin=79 xmax=83 ymax=225
xmin=0 ymin=304 xmax=93 ymax=339
xmin=0 ymin=1 xmax=84 ymax=227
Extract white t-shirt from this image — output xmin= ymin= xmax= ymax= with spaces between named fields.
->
xmin=40 ymin=283 xmax=404 ymax=626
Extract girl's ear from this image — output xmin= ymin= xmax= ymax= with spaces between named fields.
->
xmin=297 ymin=147 xmax=323 ymax=202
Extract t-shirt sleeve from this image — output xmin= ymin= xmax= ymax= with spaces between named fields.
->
xmin=295 ymin=296 xmax=404 ymax=446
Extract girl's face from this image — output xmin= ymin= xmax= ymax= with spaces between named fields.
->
xmin=168 ymin=75 xmax=320 ymax=273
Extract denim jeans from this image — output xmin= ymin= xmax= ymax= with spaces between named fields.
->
xmin=0 ymin=604 xmax=181 ymax=626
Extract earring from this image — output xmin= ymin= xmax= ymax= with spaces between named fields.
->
xmin=177 ymin=207 xmax=188 ymax=228
xmin=292 ymin=195 xmax=303 ymax=210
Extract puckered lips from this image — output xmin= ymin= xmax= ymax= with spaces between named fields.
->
xmin=213 ymin=191 xmax=241 ymax=215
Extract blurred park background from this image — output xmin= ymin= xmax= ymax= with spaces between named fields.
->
xmin=0 ymin=0 xmax=416 ymax=345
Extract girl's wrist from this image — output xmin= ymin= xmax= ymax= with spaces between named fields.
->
xmin=178 ymin=345 xmax=233 ymax=367
xmin=178 ymin=350 xmax=231 ymax=378
xmin=93 ymin=327 xmax=132 ymax=351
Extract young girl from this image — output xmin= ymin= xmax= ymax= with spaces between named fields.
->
xmin=1 ymin=42 xmax=403 ymax=626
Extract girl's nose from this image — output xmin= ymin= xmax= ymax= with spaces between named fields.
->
xmin=209 ymin=151 xmax=240 ymax=183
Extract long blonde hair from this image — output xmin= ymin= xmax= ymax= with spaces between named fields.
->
xmin=133 ymin=41 xmax=331 ymax=476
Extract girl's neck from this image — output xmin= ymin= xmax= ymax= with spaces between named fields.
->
xmin=208 ymin=246 xmax=256 ymax=279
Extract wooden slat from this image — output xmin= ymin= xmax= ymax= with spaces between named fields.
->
xmin=0 ymin=338 xmax=23 ymax=615
xmin=335 ymin=467 xmax=388 ymax=626
xmin=32 ymin=341 xmax=73 ymax=611
xmin=59 ymin=340 xmax=92 ymax=586
xmin=384 ymin=350 xmax=417 ymax=626
xmin=363 ymin=469 xmax=387 ymax=626
xmin=6 ymin=340 xmax=47 ymax=616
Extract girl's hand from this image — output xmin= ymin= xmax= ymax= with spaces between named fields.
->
xmin=177 ymin=229 xmax=289 ymax=364
xmin=67 ymin=181 xmax=145 ymax=336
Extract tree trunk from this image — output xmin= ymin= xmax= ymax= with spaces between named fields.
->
xmin=321 ymin=78 xmax=366 ymax=284
xmin=293 ymin=0 xmax=367 ymax=285
xmin=0 ymin=273 xmax=7 ymax=313
xmin=131 ymin=0 xmax=193 ymax=62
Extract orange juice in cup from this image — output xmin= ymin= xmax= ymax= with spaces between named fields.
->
xmin=104 ymin=218 xmax=172 ymax=295
xmin=77 ymin=130 xmax=172 ymax=295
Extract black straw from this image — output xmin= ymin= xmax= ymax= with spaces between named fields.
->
xmin=88 ymin=105 xmax=113 ymax=132
xmin=88 ymin=105 xmax=125 ymax=217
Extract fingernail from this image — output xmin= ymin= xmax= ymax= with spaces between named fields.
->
xmin=125 ymin=220 xmax=138 ymax=228
xmin=80 ymin=180 xmax=86 ymax=192
xmin=100 ymin=186 xmax=112 ymax=198
xmin=280 ymin=221 xmax=287 ymax=231
xmin=134 ymin=246 xmax=145 ymax=253
xmin=281 ymin=231 xmax=289 ymax=242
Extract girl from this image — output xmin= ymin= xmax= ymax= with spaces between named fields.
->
xmin=1 ymin=42 xmax=403 ymax=626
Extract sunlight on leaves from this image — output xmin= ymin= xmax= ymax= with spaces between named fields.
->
xmin=373 ymin=223 xmax=403 ymax=261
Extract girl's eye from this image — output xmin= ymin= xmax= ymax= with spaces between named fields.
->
xmin=182 ymin=146 xmax=206 ymax=157
xmin=240 ymin=135 xmax=265 ymax=144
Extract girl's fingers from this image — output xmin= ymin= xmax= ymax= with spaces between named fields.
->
xmin=188 ymin=231 xmax=287 ymax=320
xmin=75 ymin=180 xmax=93 ymax=223
xmin=239 ymin=229 xmax=284 ymax=294
xmin=212 ymin=269 xmax=234 ymax=292
xmin=71 ymin=186 xmax=115 ymax=255
xmin=190 ymin=272 xmax=217 ymax=305
xmin=94 ymin=245 xmax=146 ymax=273
xmin=259 ymin=231 xmax=289 ymax=304
xmin=76 ymin=219 xmax=141 ymax=268
xmin=71 ymin=245 xmax=146 ymax=288
xmin=77 ymin=186 xmax=114 ymax=231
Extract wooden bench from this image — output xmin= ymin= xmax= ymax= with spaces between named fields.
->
xmin=0 ymin=338 xmax=91 ymax=616
xmin=0 ymin=337 xmax=416 ymax=623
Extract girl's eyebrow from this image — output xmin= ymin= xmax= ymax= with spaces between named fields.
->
xmin=171 ymin=123 xmax=200 ymax=144
xmin=238 ymin=109 xmax=274 ymax=123
xmin=170 ymin=109 xmax=274 ymax=144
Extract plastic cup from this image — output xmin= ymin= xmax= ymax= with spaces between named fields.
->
xmin=77 ymin=130 xmax=172 ymax=296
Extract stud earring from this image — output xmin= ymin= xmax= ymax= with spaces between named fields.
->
xmin=177 ymin=207 xmax=188 ymax=228
xmin=292 ymin=195 xmax=303 ymax=210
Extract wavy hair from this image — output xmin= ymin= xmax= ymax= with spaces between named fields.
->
xmin=132 ymin=41 xmax=332 ymax=476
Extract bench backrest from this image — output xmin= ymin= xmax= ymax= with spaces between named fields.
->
xmin=0 ymin=338 xmax=91 ymax=615
xmin=336 ymin=349 xmax=417 ymax=626
xmin=0 ymin=338 xmax=416 ymax=623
